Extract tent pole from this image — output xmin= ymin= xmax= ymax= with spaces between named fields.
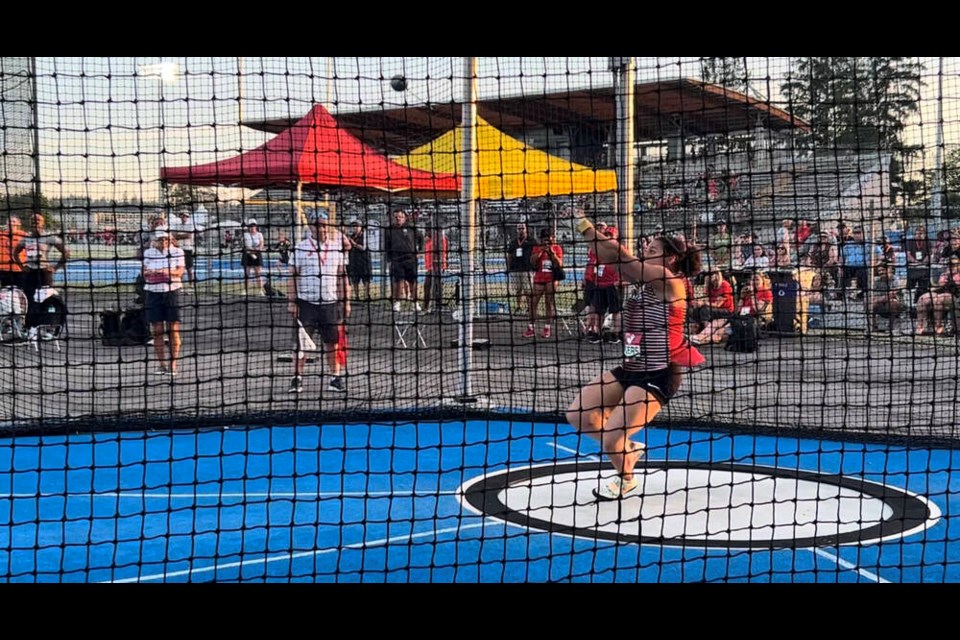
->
xmin=457 ymin=56 xmax=479 ymax=403
xmin=296 ymin=181 xmax=304 ymax=241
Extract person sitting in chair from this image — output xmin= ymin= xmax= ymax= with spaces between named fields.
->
xmin=692 ymin=272 xmax=771 ymax=344
xmin=916 ymin=257 xmax=960 ymax=335
xmin=871 ymin=262 xmax=905 ymax=332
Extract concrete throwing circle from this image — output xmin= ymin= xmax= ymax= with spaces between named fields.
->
xmin=457 ymin=461 xmax=940 ymax=549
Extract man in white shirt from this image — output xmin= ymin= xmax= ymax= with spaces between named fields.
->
xmin=142 ymin=230 xmax=185 ymax=376
xmin=242 ymin=218 xmax=265 ymax=296
xmin=287 ymin=208 xmax=350 ymax=394
xmin=173 ymin=211 xmax=200 ymax=290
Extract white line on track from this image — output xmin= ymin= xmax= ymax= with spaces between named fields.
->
xmin=105 ymin=519 xmax=496 ymax=583
xmin=546 ymin=442 xmax=600 ymax=462
xmin=813 ymin=548 xmax=889 ymax=583
xmin=7 ymin=490 xmax=457 ymax=499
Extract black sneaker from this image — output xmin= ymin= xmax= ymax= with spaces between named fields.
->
xmin=328 ymin=376 xmax=346 ymax=393
xmin=587 ymin=332 xmax=601 ymax=344
xmin=288 ymin=375 xmax=303 ymax=394
xmin=603 ymin=331 xmax=621 ymax=344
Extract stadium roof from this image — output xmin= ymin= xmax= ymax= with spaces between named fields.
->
xmin=245 ymin=78 xmax=808 ymax=157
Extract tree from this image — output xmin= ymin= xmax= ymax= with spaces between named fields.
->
xmin=782 ymin=57 xmax=923 ymax=153
xmin=165 ymin=184 xmax=217 ymax=210
xmin=783 ymin=57 xmax=924 ymax=205
xmin=918 ymin=147 xmax=960 ymax=219
xmin=700 ymin=57 xmax=748 ymax=93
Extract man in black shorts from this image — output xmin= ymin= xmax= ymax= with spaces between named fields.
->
xmin=383 ymin=209 xmax=422 ymax=312
xmin=287 ymin=208 xmax=350 ymax=394
xmin=141 ymin=230 xmax=185 ymax=375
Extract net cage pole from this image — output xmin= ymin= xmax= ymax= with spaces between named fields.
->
xmin=456 ymin=56 xmax=479 ymax=403
xmin=29 ymin=56 xmax=40 ymax=213
xmin=933 ymin=56 xmax=944 ymax=223
xmin=611 ymin=56 xmax=636 ymax=249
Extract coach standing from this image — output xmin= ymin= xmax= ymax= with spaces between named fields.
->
xmin=286 ymin=208 xmax=350 ymax=395
xmin=383 ymin=209 xmax=422 ymax=313
xmin=142 ymin=230 xmax=185 ymax=376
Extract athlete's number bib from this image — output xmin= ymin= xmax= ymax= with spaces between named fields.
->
xmin=516 ymin=248 xmax=524 ymax=257
xmin=542 ymin=260 xmax=552 ymax=272
xmin=623 ymin=331 xmax=643 ymax=358
xmin=597 ymin=265 xmax=605 ymax=278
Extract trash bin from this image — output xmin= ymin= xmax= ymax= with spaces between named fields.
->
xmin=771 ymin=272 xmax=799 ymax=334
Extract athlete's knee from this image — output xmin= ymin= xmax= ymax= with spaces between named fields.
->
xmin=566 ymin=402 xmax=599 ymax=432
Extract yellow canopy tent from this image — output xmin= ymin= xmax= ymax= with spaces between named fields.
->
xmin=393 ymin=117 xmax=617 ymax=200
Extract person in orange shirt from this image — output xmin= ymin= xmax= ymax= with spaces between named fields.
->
xmin=0 ymin=215 xmax=27 ymax=288
xmin=422 ymin=221 xmax=448 ymax=314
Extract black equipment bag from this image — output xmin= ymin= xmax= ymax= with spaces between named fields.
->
xmin=725 ymin=314 xmax=759 ymax=353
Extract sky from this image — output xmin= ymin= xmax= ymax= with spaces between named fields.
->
xmin=18 ymin=57 xmax=960 ymax=203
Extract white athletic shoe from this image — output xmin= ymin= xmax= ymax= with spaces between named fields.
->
xmin=592 ymin=476 xmax=640 ymax=501
xmin=393 ymin=301 xmax=402 ymax=312
xmin=415 ymin=303 xmax=422 ymax=313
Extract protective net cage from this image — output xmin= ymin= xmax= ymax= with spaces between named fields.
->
xmin=0 ymin=57 xmax=38 ymax=219
xmin=0 ymin=57 xmax=958 ymax=582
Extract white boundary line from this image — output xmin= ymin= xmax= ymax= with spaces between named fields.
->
xmin=6 ymin=490 xmax=458 ymax=499
xmin=813 ymin=548 xmax=889 ymax=583
xmin=105 ymin=519 xmax=495 ymax=583
xmin=546 ymin=441 xmax=600 ymax=462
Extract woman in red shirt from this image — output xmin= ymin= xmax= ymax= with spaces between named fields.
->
xmin=693 ymin=272 xmax=771 ymax=344
xmin=525 ymin=227 xmax=563 ymax=339
xmin=691 ymin=267 xmax=734 ymax=334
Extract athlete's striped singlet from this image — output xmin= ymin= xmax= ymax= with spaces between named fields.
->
xmin=621 ymin=283 xmax=670 ymax=372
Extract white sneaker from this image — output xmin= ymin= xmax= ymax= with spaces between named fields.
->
xmin=393 ymin=301 xmax=402 ymax=312
xmin=592 ymin=476 xmax=640 ymax=501
xmin=27 ymin=327 xmax=38 ymax=341
xmin=415 ymin=303 xmax=422 ymax=312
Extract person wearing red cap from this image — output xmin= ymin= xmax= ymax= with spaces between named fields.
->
xmin=566 ymin=214 xmax=703 ymax=501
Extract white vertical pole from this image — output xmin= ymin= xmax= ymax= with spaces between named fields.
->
xmin=237 ymin=56 xmax=244 ymax=125
xmin=326 ymin=56 xmax=333 ymax=111
xmin=458 ymin=56 xmax=478 ymax=400
xmin=933 ymin=56 xmax=945 ymax=224
xmin=296 ymin=180 xmax=305 ymax=241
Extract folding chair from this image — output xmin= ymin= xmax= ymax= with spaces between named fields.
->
xmin=557 ymin=309 xmax=587 ymax=337
xmin=394 ymin=316 xmax=426 ymax=349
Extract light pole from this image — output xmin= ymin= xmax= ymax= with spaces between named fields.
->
xmin=138 ymin=60 xmax=180 ymax=208
xmin=609 ymin=56 xmax=636 ymax=250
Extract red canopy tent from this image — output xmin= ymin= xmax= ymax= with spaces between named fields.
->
xmin=160 ymin=103 xmax=459 ymax=195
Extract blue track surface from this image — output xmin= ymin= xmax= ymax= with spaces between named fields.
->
xmin=1 ymin=420 xmax=957 ymax=582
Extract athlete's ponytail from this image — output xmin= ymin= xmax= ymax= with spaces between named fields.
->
xmin=660 ymin=234 xmax=702 ymax=278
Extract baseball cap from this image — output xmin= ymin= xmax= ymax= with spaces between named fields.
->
xmin=307 ymin=208 xmax=330 ymax=224
xmin=246 ymin=218 xmax=258 ymax=226
xmin=154 ymin=230 xmax=169 ymax=240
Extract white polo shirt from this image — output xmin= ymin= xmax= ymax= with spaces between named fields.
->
xmin=173 ymin=218 xmax=197 ymax=252
xmin=142 ymin=246 xmax=186 ymax=292
xmin=244 ymin=231 xmax=264 ymax=251
xmin=290 ymin=236 xmax=345 ymax=304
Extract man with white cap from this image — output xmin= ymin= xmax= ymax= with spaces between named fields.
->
xmin=242 ymin=218 xmax=265 ymax=296
xmin=286 ymin=208 xmax=350 ymax=394
xmin=142 ymin=229 xmax=185 ymax=375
